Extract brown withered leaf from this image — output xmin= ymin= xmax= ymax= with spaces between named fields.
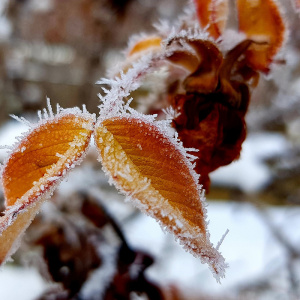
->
xmin=171 ymin=84 xmax=249 ymax=191
xmin=193 ymin=0 xmax=229 ymax=39
xmin=95 ymin=116 xmax=227 ymax=280
xmin=166 ymin=39 xmax=223 ymax=93
xmin=35 ymin=218 xmax=101 ymax=298
xmin=237 ymin=0 xmax=286 ymax=72
xmin=183 ymin=40 xmax=223 ymax=94
xmin=104 ymin=244 xmax=164 ymax=300
xmin=166 ymin=50 xmax=200 ymax=74
xmin=167 ymin=39 xmax=259 ymax=190
xmin=0 ymin=110 xmax=94 ymax=264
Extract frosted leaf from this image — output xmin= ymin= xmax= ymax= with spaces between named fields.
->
xmin=0 ymin=104 xmax=95 ymax=265
xmin=95 ymin=115 xmax=228 ymax=281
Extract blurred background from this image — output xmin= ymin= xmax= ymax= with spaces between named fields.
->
xmin=0 ymin=0 xmax=300 ymax=299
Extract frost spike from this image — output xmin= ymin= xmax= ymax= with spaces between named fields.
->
xmin=95 ymin=116 xmax=227 ymax=281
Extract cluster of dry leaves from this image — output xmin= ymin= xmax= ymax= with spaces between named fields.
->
xmin=0 ymin=0 xmax=289 ymax=295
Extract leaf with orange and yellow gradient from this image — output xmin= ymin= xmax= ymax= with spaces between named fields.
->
xmin=237 ymin=0 xmax=286 ymax=73
xmin=0 ymin=108 xmax=94 ymax=264
xmin=109 ymin=35 xmax=163 ymax=78
xmin=95 ymin=115 xmax=227 ymax=281
xmin=193 ymin=0 xmax=229 ymax=39
xmin=128 ymin=36 xmax=162 ymax=57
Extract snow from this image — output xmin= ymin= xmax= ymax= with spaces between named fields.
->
xmin=121 ymin=201 xmax=300 ymax=296
xmin=0 ymin=266 xmax=47 ymax=300
xmin=210 ymin=132 xmax=290 ymax=192
xmin=0 ymin=121 xmax=28 ymax=161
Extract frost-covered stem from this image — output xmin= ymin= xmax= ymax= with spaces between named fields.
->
xmin=97 ymin=52 xmax=167 ymax=119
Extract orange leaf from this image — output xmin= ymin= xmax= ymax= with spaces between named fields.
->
xmin=128 ymin=36 xmax=162 ymax=57
xmin=237 ymin=0 xmax=286 ymax=72
xmin=0 ymin=202 xmax=42 ymax=265
xmin=194 ymin=0 xmax=229 ymax=39
xmin=95 ymin=115 xmax=227 ymax=280
xmin=112 ymin=36 xmax=163 ymax=78
xmin=0 ymin=109 xmax=94 ymax=264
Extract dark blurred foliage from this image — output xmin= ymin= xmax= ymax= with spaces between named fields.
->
xmin=25 ymin=191 xmax=165 ymax=300
xmin=0 ymin=0 xmax=186 ymax=121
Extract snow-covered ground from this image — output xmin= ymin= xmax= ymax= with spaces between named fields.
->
xmin=0 ymin=201 xmax=299 ymax=299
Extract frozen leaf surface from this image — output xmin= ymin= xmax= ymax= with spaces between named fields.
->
xmin=95 ymin=116 xmax=227 ymax=281
xmin=0 ymin=109 xmax=95 ymax=264
xmin=237 ymin=0 xmax=286 ymax=72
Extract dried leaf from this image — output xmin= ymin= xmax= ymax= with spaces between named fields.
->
xmin=0 ymin=110 xmax=94 ymax=264
xmin=166 ymin=50 xmax=200 ymax=74
xmin=182 ymin=40 xmax=223 ymax=93
xmin=194 ymin=0 xmax=229 ymax=39
xmin=170 ymin=89 xmax=249 ymax=191
xmin=95 ymin=116 xmax=226 ymax=280
xmin=165 ymin=39 xmax=223 ymax=91
xmin=35 ymin=218 xmax=101 ymax=297
xmin=237 ymin=0 xmax=286 ymax=72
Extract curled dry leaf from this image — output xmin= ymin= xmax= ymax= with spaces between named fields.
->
xmin=182 ymin=40 xmax=223 ymax=94
xmin=167 ymin=39 xmax=252 ymax=190
xmin=165 ymin=49 xmax=200 ymax=74
xmin=0 ymin=110 xmax=94 ymax=264
xmin=194 ymin=0 xmax=229 ymax=39
xmin=170 ymin=92 xmax=248 ymax=191
xmin=237 ymin=0 xmax=286 ymax=72
xmin=95 ymin=116 xmax=227 ymax=281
